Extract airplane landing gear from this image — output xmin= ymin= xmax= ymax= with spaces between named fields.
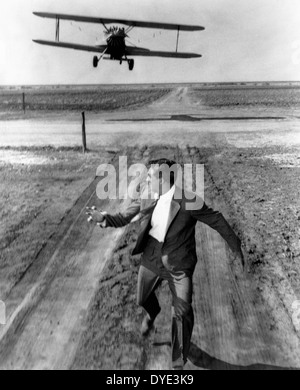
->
xmin=93 ymin=56 xmax=99 ymax=68
xmin=128 ymin=59 xmax=134 ymax=71
xmin=93 ymin=49 xmax=108 ymax=68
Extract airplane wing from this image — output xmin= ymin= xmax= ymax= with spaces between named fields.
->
xmin=33 ymin=40 xmax=201 ymax=59
xmin=126 ymin=46 xmax=202 ymax=58
xmin=33 ymin=12 xmax=205 ymax=31
xmin=33 ymin=40 xmax=107 ymax=53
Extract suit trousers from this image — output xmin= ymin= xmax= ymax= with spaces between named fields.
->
xmin=137 ymin=237 xmax=194 ymax=367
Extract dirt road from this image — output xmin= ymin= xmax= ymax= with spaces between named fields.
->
xmin=1 ymin=87 xmax=300 ymax=370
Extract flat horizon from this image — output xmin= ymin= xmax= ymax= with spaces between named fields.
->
xmin=1 ymin=80 xmax=300 ymax=89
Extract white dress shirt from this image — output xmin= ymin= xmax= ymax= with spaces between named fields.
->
xmin=149 ymin=185 xmax=176 ymax=243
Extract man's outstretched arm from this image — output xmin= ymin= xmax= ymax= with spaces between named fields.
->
xmin=86 ymin=200 xmax=141 ymax=228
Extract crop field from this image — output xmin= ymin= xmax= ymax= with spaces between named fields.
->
xmin=0 ymin=86 xmax=171 ymax=116
xmin=189 ymin=87 xmax=300 ymax=108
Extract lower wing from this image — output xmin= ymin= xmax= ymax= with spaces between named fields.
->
xmin=33 ymin=40 xmax=202 ymax=58
xmin=33 ymin=40 xmax=107 ymax=53
xmin=126 ymin=47 xmax=202 ymax=58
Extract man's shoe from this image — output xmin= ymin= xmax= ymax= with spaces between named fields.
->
xmin=172 ymin=358 xmax=187 ymax=370
xmin=173 ymin=365 xmax=184 ymax=371
xmin=141 ymin=314 xmax=156 ymax=337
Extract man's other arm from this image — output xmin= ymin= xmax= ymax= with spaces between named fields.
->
xmin=190 ymin=201 xmax=242 ymax=254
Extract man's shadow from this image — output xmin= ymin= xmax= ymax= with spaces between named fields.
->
xmin=188 ymin=342 xmax=298 ymax=371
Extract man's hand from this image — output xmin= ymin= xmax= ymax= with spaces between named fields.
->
xmin=86 ymin=206 xmax=105 ymax=224
xmin=232 ymin=248 xmax=245 ymax=270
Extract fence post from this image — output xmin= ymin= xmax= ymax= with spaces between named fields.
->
xmin=0 ymin=300 xmax=6 ymax=325
xmin=82 ymin=112 xmax=87 ymax=154
xmin=22 ymin=92 xmax=26 ymax=114
xmin=176 ymin=144 xmax=180 ymax=163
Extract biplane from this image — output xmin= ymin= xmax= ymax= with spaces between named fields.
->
xmin=33 ymin=12 xmax=204 ymax=71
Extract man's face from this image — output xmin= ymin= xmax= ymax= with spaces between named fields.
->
xmin=146 ymin=167 xmax=160 ymax=196
xmin=146 ymin=166 xmax=172 ymax=197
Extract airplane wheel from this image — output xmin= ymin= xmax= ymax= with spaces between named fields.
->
xmin=93 ymin=56 xmax=99 ymax=68
xmin=129 ymin=59 xmax=134 ymax=71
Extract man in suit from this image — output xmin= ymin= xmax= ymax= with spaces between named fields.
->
xmin=86 ymin=158 xmax=244 ymax=370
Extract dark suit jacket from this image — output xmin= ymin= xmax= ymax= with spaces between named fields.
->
xmin=104 ymin=186 xmax=241 ymax=275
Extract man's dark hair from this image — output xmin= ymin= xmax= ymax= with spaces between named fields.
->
xmin=148 ymin=158 xmax=178 ymax=187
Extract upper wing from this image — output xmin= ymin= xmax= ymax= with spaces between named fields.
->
xmin=126 ymin=46 xmax=202 ymax=59
xmin=33 ymin=12 xmax=205 ymax=31
xmin=33 ymin=40 xmax=107 ymax=53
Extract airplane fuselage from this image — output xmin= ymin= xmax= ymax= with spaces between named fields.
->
xmin=105 ymin=27 xmax=127 ymax=60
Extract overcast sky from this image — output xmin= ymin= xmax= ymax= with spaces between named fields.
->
xmin=1 ymin=0 xmax=300 ymax=85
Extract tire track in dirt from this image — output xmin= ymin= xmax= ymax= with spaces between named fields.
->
xmin=149 ymin=87 xmax=195 ymax=115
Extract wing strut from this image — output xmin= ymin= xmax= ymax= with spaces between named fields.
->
xmin=176 ymin=26 xmax=180 ymax=53
xmin=56 ymin=17 xmax=60 ymax=42
xmin=102 ymin=22 xmax=109 ymax=33
xmin=125 ymin=26 xmax=135 ymax=35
